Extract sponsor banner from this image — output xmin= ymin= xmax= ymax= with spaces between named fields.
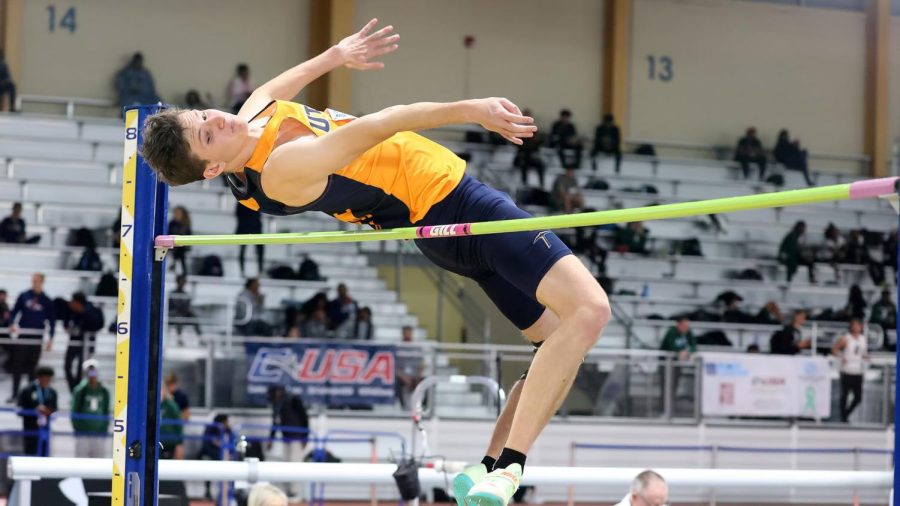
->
xmin=700 ymin=352 xmax=830 ymax=418
xmin=246 ymin=342 xmax=396 ymax=406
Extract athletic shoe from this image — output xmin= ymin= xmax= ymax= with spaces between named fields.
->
xmin=465 ymin=463 xmax=522 ymax=506
xmin=452 ymin=463 xmax=488 ymax=506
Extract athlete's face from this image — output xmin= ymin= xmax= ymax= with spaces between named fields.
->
xmin=180 ymin=109 xmax=249 ymax=179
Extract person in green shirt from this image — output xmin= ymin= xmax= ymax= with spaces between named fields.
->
xmin=160 ymin=389 xmax=184 ymax=459
xmin=659 ymin=317 xmax=696 ymax=402
xmin=71 ymin=359 xmax=110 ymax=458
xmin=778 ymin=220 xmax=815 ymax=283
xmin=614 ymin=222 xmax=649 ymax=255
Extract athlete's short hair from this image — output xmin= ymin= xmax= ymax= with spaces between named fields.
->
xmin=140 ymin=109 xmax=207 ymax=186
xmin=631 ymin=469 xmax=666 ymax=493
xmin=248 ymin=483 xmax=288 ymax=506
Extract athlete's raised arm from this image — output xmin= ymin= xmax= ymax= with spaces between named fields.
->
xmin=237 ymin=18 xmax=399 ymax=119
xmin=263 ymin=98 xmax=536 ymax=202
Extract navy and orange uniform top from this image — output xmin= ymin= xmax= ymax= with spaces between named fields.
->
xmin=226 ymin=100 xmax=466 ymax=229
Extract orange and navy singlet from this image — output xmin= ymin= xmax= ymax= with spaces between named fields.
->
xmin=225 ymin=100 xmax=572 ymax=330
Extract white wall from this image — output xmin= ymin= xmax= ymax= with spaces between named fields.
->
xmin=630 ymin=0 xmax=867 ymax=157
xmin=353 ymin=0 xmax=604 ymax=136
xmin=19 ymin=0 xmax=309 ymax=109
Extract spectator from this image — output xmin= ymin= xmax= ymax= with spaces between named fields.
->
xmin=659 ymin=317 xmax=695 ymax=398
xmin=869 ymin=289 xmax=896 ymax=349
xmin=236 ymin=203 xmax=265 ymax=277
xmin=160 ymin=384 xmax=184 ymax=459
xmin=778 ymin=221 xmax=815 ymax=283
xmin=328 ymin=283 xmax=359 ymax=337
xmin=114 ymin=52 xmax=159 ymax=111
xmin=773 ymin=129 xmax=814 ymax=186
xmin=228 ymin=63 xmax=255 ymax=113
xmin=591 ymin=114 xmax=622 ymax=173
xmin=236 ymin=278 xmax=272 ymax=336
xmin=755 ymin=300 xmax=783 ymax=325
xmin=0 ymin=50 xmax=16 ymax=112
xmin=353 ymin=306 xmax=374 ymax=340
xmin=167 ymin=206 xmax=192 ymax=275
xmin=302 ymin=308 xmax=329 ymax=338
xmin=169 ymin=274 xmax=202 ymax=342
xmin=63 ymin=292 xmax=105 ymax=392
xmin=197 ymin=413 xmax=234 ymax=499
xmin=836 ymin=284 xmax=867 ymax=322
xmin=717 ymin=291 xmax=752 ymax=323
xmin=746 ymin=343 xmax=761 ymax=353
xmin=734 ymin=127 xmax=767 ymax=180
xmin=884 ymin=230 xmax=897 ymax=279
xmin=0 ymin=203 xmax=25 ymax=243
xmin=550 ymin=167 xmax=584 ymax=214
xmin=8 ymin=273 xmax=55 ymax=402
xmin=821 ymin=223 xmax=846 ymax=281
xmin=301 ymin=292 xmax=329 ymax=319
xmin=548 ymin=109 xmax=583 ymax=168
xmin=164 ymin=372 xmax=191 ymax=422
xmin=395 ymin=326 xmax=425 ymax=409
xmin=614 ymin=470 xmax=668 ymax=506
xmin=613 ymin=222 xmax=649 ymax=255
xmin=0 ymin=289 xmax=9 ymax=371
xmin=513 ymin=109 xmax=546 ymax=187
xmin=17 ymin=365 xmax=56 ymax=455
xmin=248 ymin=483 xmax=288 ymax=506
xmin=770 ymin=310 xmax=811 ymax=355
xmin=832 ymin=318 xmax=868 ymax=422
xmin=297 ymin=254 xmax=325 ymax=281
xmin=267 ymin=384 xmax=309 ymax=498
xmin=184 ymin=89 xmax=213 ymax=110
xmin=71 ymin=359 xmax=110 ymax=458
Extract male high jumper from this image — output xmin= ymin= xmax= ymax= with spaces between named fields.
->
xmin=141 ymin=19 xmax=610 ymax=506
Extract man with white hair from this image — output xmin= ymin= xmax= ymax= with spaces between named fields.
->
xmin=248 ymin=483 xmax=288 ymax=506
xmin=614 ymin=470 xmax=668 ymax=506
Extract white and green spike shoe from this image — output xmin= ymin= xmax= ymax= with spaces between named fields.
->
xmin=452 ymin=463 xmax=488 ymax=506
xmin=465 ymin=463 xmax=522 ymax=506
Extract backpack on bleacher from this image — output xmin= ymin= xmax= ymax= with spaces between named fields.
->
xmin=765 ymin=174 xmax=785 ymax=186
xmin=199 ymin=255 xmax=224 ymax=277
xmin=267 ymin=265 xmax=296 ymax=280
xmin=678 ymin=238 xmax=703 ymax=257
xmin=75 ymin=247 xmax=102 ymax=271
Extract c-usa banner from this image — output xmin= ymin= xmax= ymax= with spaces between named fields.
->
xmin=245 ymin=341 xmax=396 ymax=406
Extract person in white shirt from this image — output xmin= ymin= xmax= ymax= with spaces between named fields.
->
xmin=831 ymin=318 xmax=869 ymax=423
xmin=614 ymin=470 xmax=668 ymax=506
xmin=228 ymin=63 xmax=255 ymax=113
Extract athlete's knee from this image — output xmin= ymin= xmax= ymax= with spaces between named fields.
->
xmin=570 ymin=293 xmax=611 ymax=343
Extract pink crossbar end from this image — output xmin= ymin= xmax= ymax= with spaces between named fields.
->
xmin=415 ymin=223 xmax=472 ymax=239
xmin=849 ymin=177 xmax=898 ymax=200
xmin=155 ymin=235 xmax=176 ymax=248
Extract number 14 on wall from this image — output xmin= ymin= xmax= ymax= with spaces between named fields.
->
xmin=47 ymin=5 xmax=76 ymax=33
xmin=647 ymin=55 xmax=673 ymax=82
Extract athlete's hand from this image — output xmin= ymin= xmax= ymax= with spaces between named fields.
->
xmin=471 ymin=98 xmax=536 ymax=145
xmin=337 ymin=18 xmax=400 ymax=71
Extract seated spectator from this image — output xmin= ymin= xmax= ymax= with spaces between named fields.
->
xmin=614 ymin=470 xmax=668 ymax=506
xmin=550 ymin=167 xmax=584 ymax=214
xmin=513 ymin=109 xmax=546 ymax=187
xmin=301 ymin=292 xmax=328 ymax=319
xmin=869 ymin=289 xmax=896 ymax=348
xmin=169 ymin=274 xmax=202 ymax=341
xmin=71 ymin=359 xmax=110 ymax=458
xmin=297 ymin=254 xmax=325 ymax=281
xmin=18 ymin=366 xmax=57 ymax=456
xmin=353 ymin=307 xmax=374 ymax=340
xmin=235 ymin=278 xmax=271 ymax=336
xmin=302 ymin=308 xmax=329 ymax=338
xmin=746 ymin=343 xmax=761 ymax=353
xmin=591 ymin=114 xmax=622 ymax=173
xmin=197 ymin=413 xmax=234 ymax=499
xmin=395 ymin=326 xmax=424 ymax=409
xmin=327 ymin=283 xmax=359 ymax=337
xmin=774 ymin=129 xmax=813 ymax=186
xmin=835 ymin=284 xmax=867 ymax=322
xmin=721 ymin=292 xmax=754 ymax=324
xmin=660 ymin=317 xmax=696 ymax=360
xmin=755 ymin=300 xmax=783 ymax=325
xmin=821 ymin=223 xmax=846 ymax=281
xmin=167 ymin=206 xmax=192 ymax=275
xmin=248 ymin=483 xmax=288 ymax=506
xmin=884 ymin=230 xmax=897 ymax=278
xmin=734 ymin=127 xmax=767 ymax=180
xmin=549 ymin=109 xmax=583 ymax=169
xmin=613 ymin=222 xmax=649 ymax=255
xmin=770 ymin=310 xmax=811 ymax=355
xmin=778 ymin=221 xmax=815 ymax=283
xmin=228 ymin=63 xmax=255 ymax=113
xmin=114 ymin=52 xmax=159 ymax=111
xmin=0 ymin=203 xmax=25 ymax=243
xmin=0 ymin=50 xmax=16 ymax=112
xmin=184 ymin=89 xmax=213 ymax=110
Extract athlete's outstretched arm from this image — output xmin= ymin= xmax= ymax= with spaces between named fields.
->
xmin=264 ymin=98 xmax=536 ymax=197
xmin=237 ymin=18 xmax=399 ymax=119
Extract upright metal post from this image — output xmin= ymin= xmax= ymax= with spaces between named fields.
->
xmin=113 ymin=104 xmax=168 ymax=506
xmin=893 ymin=203 xmax=900 ymax=504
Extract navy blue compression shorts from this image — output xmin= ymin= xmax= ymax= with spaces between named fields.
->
xmin=415 ymin=175 xmax=572 ymax=330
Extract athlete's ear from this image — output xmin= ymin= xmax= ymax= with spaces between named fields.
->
xmin=203 ymin=162 xmax=225 ymax=180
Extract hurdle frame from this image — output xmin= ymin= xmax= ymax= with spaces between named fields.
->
xmin=119 ymin=104 xmax=900 ymax=504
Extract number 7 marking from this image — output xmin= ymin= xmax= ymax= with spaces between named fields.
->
xmin=122 ymin=224 xmax=133 ymax=237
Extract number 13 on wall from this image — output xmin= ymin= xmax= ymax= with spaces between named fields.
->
xmin=647 ymin=55 xmax=674 ymax=82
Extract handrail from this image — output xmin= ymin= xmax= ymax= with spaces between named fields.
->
xmin=624 ymin=137 xmax=871 ymax=165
